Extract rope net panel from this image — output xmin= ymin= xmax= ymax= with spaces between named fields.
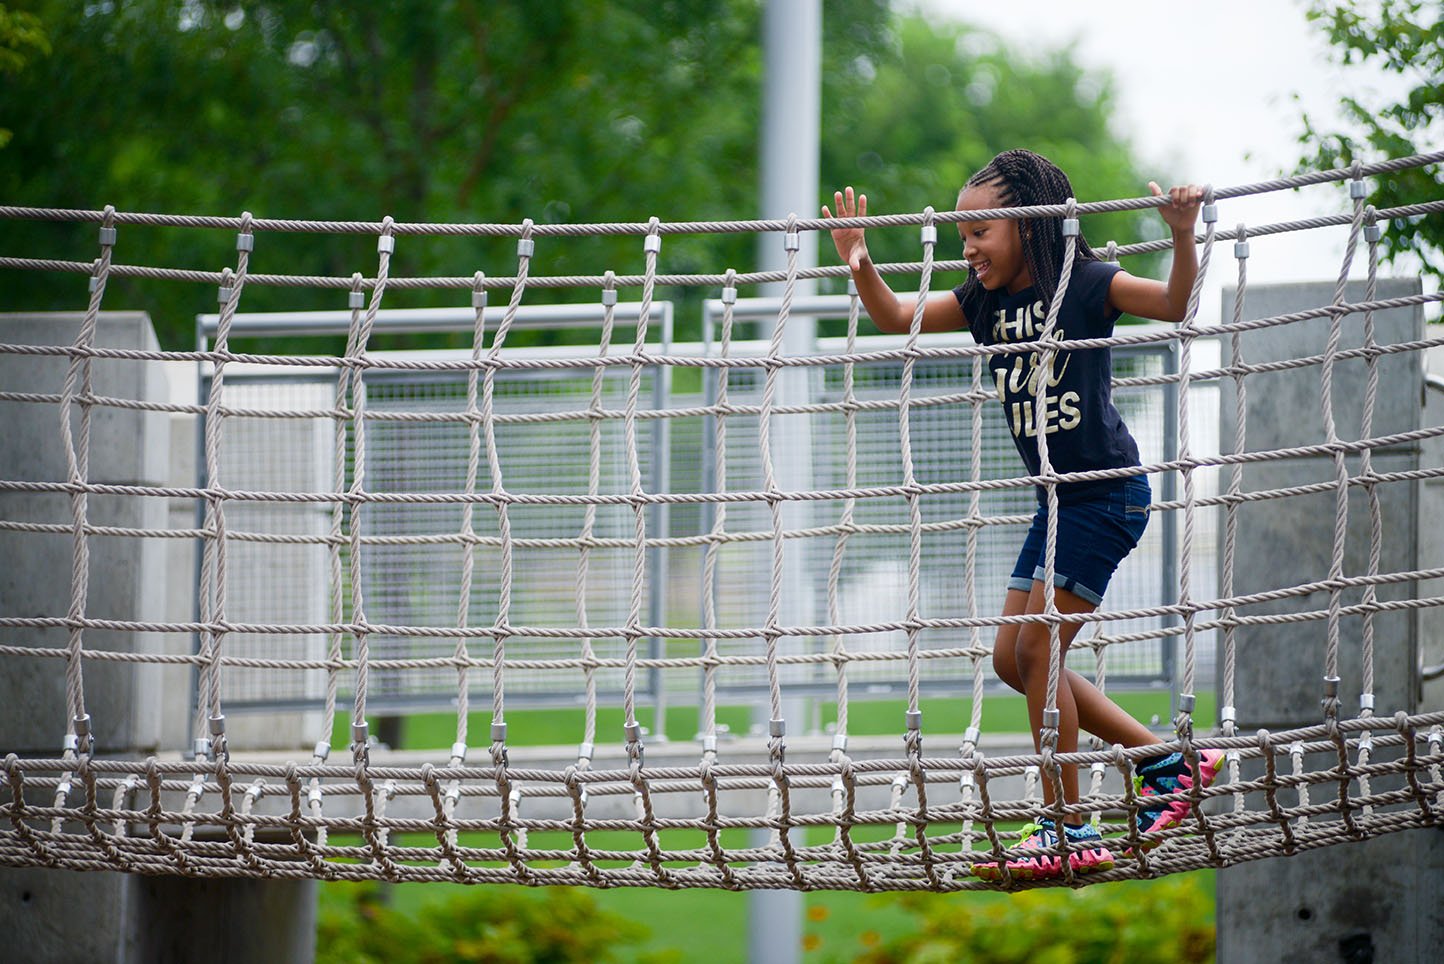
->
xmin=1 ymin=153 xmax=1443 ymax=891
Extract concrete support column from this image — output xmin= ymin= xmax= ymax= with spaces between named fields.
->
xmin=1215 ymin=281 xmax=1444 ymax=960
xmin=0 ymin=312 xmax=316 ymax=963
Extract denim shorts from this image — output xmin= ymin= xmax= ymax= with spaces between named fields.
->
xmin=1007 ymin=476 xmax=1151 ymax=606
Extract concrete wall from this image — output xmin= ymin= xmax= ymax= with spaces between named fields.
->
xmin=1215 ymin=281 xmax=1443 ymax=962
xmin=1421 ymin=343 xmax=1444 ymax=712
xmin=1217 ymin=280 xmax=1422 ymax=726
xmin=0 ymin=312 xmax=315 ymax=964
xmin=0 ymin=312 xmax=177 ymax=754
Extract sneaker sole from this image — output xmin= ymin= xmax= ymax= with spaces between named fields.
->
xmin=973 ymin=848 xmax=1113 ymax=881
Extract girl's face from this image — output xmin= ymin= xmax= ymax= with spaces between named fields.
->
xmin=956 ymin=183 xmax=1032 ymax=295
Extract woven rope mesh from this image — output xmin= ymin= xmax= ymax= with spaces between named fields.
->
xmin=1 ymin=153 xmax=1443 ymax=891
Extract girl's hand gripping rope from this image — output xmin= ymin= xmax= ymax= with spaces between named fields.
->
xmin=1149 ymin=181 xmax=1204 ymax=234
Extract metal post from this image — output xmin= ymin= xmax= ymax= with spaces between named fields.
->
xmin=749 ymin=2 xmax=820 ymax=961
xmin=648 ymin=310 xmax=674 ymax=739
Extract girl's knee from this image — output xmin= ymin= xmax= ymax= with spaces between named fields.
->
xmin=991 ymin=644 xmax=1022 ymax=692
xmin=1012 ymin=628 xmax=1053 ymax=681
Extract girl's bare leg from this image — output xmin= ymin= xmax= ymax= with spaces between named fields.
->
xmin=1010 ymin=580 xmax=1147 ymax=821
xmin=992 ymin=589 xmax=1155 ymax=749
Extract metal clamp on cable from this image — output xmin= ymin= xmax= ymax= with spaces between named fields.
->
xmin=920 ymin=207 xmax=937 ymax=247
xmin=71 ymin=714 xmax=93 ymax=755
xmin=351 ymin=720 xmax=370 ymax=765
xmin=624 ymin=721 xmax=644 ymax=767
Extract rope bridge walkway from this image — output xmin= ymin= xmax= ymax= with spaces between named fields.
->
xmin=1 ymin=153 xmax=1443 ymax=891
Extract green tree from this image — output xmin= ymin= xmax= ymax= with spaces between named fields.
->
xmin=820 ymin=13 xmax=1162 ymax=291
xmin=0 ymin=3 xmax=1153 ymax=349
xmin=855 ymin=874 xmax=1215 ymax=964
xmin=316 ymin=881 xmax=678 ymax=964
xmin=0 ymin=3 xmax=48 ymax=148
xmin=0 ymin=0 xmax=889 ymax=348
xmin=1297 ymin=0 xmax=1444 ymax=284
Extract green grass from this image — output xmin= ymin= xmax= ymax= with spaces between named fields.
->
xmin=362 ymin=690 xmax=1216 ymax=751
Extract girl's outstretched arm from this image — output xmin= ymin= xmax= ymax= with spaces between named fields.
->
xmin=1106 ymin=182 xmax=1204 ymax=323
xmin=823 ymin=186 xmax=966 ymax=334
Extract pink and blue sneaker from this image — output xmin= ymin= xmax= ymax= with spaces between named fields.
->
xmin=1131 ymin=748 xmax=1225 ymax=849
xmin=973 ymin=818 xmax=1115 ymax=882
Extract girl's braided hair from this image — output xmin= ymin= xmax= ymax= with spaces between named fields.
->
xmin=954 ymin=149 xmax=1105 ymax=321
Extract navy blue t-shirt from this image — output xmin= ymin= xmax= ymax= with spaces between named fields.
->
xmin=953 ymin=259 xmax=1141 ymax=504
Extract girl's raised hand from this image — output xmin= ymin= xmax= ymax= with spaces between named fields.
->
xmin=1149 ymin=181 xmax=1204 ymax=234
xmin=822 ymin=186 xmax=870 ymax=271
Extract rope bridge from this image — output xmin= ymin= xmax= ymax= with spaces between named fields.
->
xmin=1 ymin=153 xmax=1443 ymax=891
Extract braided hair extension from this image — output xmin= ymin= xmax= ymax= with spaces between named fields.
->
xmin=954 ymin=149 xmax=1105 ymax=323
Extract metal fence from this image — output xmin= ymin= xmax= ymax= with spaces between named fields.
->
xmin=197 ymin=298 xmax=1218 ymax=722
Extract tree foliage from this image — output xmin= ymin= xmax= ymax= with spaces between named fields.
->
xmin=0 ymin=3 xmax=49 ymax=148
xmin=819 ymin=15 xmax=1160 ymax=287
xmin=1298 ymin=0 xmax=1444 ymax=283
xmin=855 ymin=875 xmax=1215 ymax=964
xmin=0 ymin=1 xmax=1153 ymax=349
xmin=315 ymin=881 xmax=677 ymax=964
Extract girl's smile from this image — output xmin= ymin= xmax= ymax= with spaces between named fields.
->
xmin=957 ymin=184 xmax=1033 ymax=295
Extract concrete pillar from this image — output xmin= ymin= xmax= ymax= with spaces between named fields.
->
xmin=0 ymin=312 xmax=316 ymax=964
xmin=0 ymin=312 xmax=173 ymax=755
xmin=1215 ymin=281 xmax=1444 ymax=961
xmin=1421 ymin=344 xmax=1444 ymax=712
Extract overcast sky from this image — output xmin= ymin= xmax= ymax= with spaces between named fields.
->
xmin=907 ymin=0 xmax=1439 ymax=323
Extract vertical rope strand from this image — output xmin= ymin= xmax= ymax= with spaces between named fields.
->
xmin=1319 ymin=168 xmax=1369 ymax=709
xmin=621 ymin=221 xmax=660 ymax=760
xmin=900 ymin=210 xmax=938 ymax=759
xmin=194 ymin=213 xmax=254 ymax=762
xmin=346 ymin=218 xmax=396 ymax=762
xmin=700 ymin=270 xmax=737 ymax=754
xmin=1221 ymin=223 xmax=1250 ymax=807
xmin=1031 ymin=200 xmax=1078 ymax=743
xmin=826 ymin=281 xmax=861 ymax=742
xmin=58 ymin=207 xmax=117 ymax=754
xmin=1173 ymin=188 xmax=1217 ymax=724
xmin=484 ymin=222 xmax=534 ymax=764
xmin=757 ymin=222 xmax=800 ymax=749
xmin=578 ymin=272 xmax=619 ymax=765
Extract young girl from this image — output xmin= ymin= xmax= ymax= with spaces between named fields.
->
xmin=823 ymin=149 xmax=1223 ymax=880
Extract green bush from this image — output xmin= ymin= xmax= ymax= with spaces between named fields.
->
xmin=316 ymin=882 xmax=679 ymax=964
xmin=852 ymin=876 xmax=1215 ymax=964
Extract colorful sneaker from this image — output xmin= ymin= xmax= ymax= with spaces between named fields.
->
xmin=1131 ymin=748 xmax=1225 ymax=849
xmin=1061 ymin=821 xmax=1116 ymax=875
xmin=973 ymin=818 xmax=1114 ymax=881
